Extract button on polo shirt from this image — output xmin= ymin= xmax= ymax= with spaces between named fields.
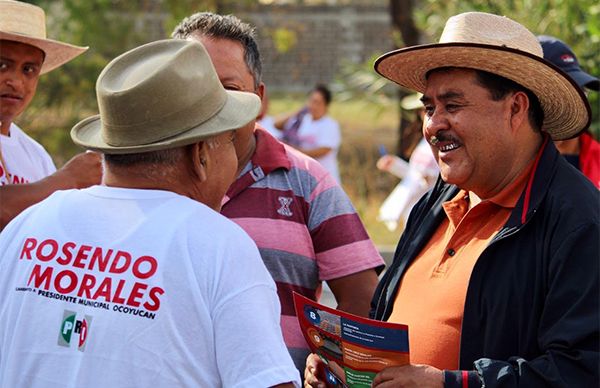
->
xmin=387 ymin=160 xmax=535 ymax=370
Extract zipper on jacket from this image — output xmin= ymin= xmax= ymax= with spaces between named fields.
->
xmin=456 ymin=210 xmax=536 ymax=368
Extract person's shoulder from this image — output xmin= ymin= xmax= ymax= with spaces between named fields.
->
xmin=182 ymin=201 xmax=257 ymax=243
xmin=31 ymin=188 xmax=79 ymax=209
xmin=320 ymin=115 xmax=340 ymax=129
xmin=0 ymin=189 xmax=78 ymax=237
xmin=580 ymin=132 xmax=600 ymax=146
xmin=9 ymin=123 xmax=54 ymax=169
xmin=10 ymin=123 xmax=49 ymax=152
xmin=545 ymin=160 xmax=599 ymax=222
xmin=281 ymin=144 xmax=338 ymax=183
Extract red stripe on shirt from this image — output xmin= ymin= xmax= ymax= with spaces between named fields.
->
xmin=462 ymin=370 xmax=469 ymax=388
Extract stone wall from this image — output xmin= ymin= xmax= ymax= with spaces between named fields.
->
xmin=232 ymin=4 xmax=394 ymax=93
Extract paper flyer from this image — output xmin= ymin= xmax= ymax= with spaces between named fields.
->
xmin=293 ymin=292 xmax=409 ymax=387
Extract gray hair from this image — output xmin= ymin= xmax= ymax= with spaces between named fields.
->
xmin=104 ymin=147 xmax=186 ymax=167
xmin=172 ymin=12 xmax=262 ymax=90
xmin=103 ymin=132 xmax=233 ymax=173
xmin=103 ymin=147 xmax=187 ymax=183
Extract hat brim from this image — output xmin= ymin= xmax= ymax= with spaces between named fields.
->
xmin=0 ymin=31 xmax=87 ymax=74
xmin=71 ymin=90 xmax=261 ymax=154
xmin=375 ymin=42 xmax=591 ymax=140
xmin=567 ymin=69 xmax=600 ymax=91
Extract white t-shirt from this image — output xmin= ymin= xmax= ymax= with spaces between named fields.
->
xmin=0 ymin=186 xmax=300 ymax=388
xmin=258 ymin=116 xmax=283 ymax=140
xmin=378 ymin=139 xmax=439 ymax=231
xmin=296 ymin=114 xmax=341 ymax=182
xmin=0 ymin=123 xmax=56 ymax=185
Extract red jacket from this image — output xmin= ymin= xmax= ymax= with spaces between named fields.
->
xmin=579 ymin=132 xmax=600 ymax=189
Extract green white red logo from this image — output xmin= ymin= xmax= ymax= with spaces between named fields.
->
xmin=58 ymin=310 xmax=92 ymax=351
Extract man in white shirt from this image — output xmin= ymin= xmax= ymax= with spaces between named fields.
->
xmin=0 ymin=39 xmax=300 ymax=387
xmin=0 ymin=0 xmax=102 ymax=228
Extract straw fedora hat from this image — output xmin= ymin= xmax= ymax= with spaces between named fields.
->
xmin=0 ymin=0 xmax=87 ymax=74
xmin=375 ymin=12 xmax=591 ymax=140
xmin=71 ymin=39 xmax=261 ymax=154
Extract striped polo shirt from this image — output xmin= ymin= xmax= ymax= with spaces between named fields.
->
xmin=221 ymin=127 xmax=384 ymax=372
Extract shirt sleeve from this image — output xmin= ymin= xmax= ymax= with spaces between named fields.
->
xmin=307 ymin=173 xmax=384 ymax=280
xmin=40 ymin=149 xmax=57 ymax=176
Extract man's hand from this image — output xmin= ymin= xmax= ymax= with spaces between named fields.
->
xmin=372 ymin=364 xmax=443 ymax=388
xmin=0 ymin=152 xmax=103 ymax=229
xmin=376 ymin=154 xmax=397 ymax=172
xmin=304 ymin=353 xmax=326 ymax=388
xmin=52 ymin=151 xmax=103 ymax=189
xmin=328 ymin=269 xmax=379 ymax=318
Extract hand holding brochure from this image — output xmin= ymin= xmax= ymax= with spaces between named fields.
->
xmin=293 ymin=292 xmax=410 ymax=387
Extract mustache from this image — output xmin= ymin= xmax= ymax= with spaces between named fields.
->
xmin=428 ymin=132 xmax=454 ymax=145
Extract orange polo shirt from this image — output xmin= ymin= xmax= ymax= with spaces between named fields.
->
xmin=387 ymin=162 xmax=534 ymax=370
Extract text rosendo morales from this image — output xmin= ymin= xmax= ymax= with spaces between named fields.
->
xmin=16 ymin=237 xmax=164 ymax=319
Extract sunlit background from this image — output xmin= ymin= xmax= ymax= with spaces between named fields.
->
xmin=21 ymin=0 xmax=600 ymax=245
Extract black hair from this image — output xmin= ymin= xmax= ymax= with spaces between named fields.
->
xmin=474 ymin=70 xmax=544 ymax=131
xmin=313 ymin=84 xmax=332 ymax=105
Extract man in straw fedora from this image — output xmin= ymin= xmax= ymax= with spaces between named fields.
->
xmin=306 ymin=12 xmax=598 ymax=388
xmin=0 ymin=39 xmax=300 ymax=387
xmin=0 ymin=0 xmax=102 ymax=229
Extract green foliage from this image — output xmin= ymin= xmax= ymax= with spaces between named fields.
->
xmin=272 ymin=27 xmax=298 ymax=54
xmin=337 ymin=0 xmax=599 ymax=140
xmin=20 ymin=0 xmax=226 ymax=161
xmin=27 ymin=0 xmax=149 ymax=111
xmin=23 ymin=0 xmax=598 ymax=160
xmin=162 ymin=0 xmax=219 ymax=35
xmin=334 ymin=55 xmax=398 ymax=106
xmin=21 ymin=0 xmax=156 ymax=159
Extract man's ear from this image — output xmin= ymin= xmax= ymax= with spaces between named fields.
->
xmin=257 ymin=82 xmax=266 ymax=101
xmin=190 ymin=141 xmax=209 ymax=182
xmin=509 ymin=91 xmax=530 ymax=130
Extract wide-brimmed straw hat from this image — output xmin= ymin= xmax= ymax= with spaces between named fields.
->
xmin=0 ymin=0 xmax=87 ymax=74
xmin=71 ymin=39 xmax=261 ymax=154
xmin=375 ymin=12 xmax=591 ymax=140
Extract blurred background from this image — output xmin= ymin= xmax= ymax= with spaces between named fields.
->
xmin=21 ymin=0 xmax=600 ymax=245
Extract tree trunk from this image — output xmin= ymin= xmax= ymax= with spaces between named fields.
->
xmin=389 ymin=0 xmax=422 ymax=159
xmin=390 ymin=0 xmax=420 ymax=47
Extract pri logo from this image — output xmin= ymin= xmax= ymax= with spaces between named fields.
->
xmin=58 ymin=310 xmax=92 ymax=351
xmin=277 ymin=196 xmax=293 ymax=217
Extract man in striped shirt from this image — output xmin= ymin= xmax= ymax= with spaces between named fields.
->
xmin=172 ymin=12 xmax=384 ymax=373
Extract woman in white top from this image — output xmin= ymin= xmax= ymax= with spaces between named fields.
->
xmin=276 ymin=85 xmax=342 ymax=183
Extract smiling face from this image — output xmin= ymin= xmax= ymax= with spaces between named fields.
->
xmin=0 ymin=40 xmax=44 ymax=134
xmin=421 ymin=68 xmax=521 ymax=197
